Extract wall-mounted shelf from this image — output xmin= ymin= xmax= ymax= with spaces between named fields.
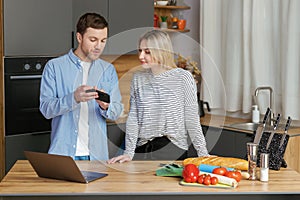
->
xmin=154 ymin=4 xmax=191 ymax=33
xmin=156 ymin=28 xmax=190 ymax=33
xmin=154 ymin=5 xmax=191 ymax=10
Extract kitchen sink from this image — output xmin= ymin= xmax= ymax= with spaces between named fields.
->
xmin=223 ymin=122 xmax=260 ymax=132
xmin=224 ymin=121 xmax=300 ymax=134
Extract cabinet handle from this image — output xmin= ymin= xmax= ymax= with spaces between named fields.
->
xmin=10 ymin=75 xmax=42 ymax=80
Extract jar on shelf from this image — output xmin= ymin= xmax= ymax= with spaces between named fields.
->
xmin=177 ymin=19 xmax=186 ymax=30
xmin=171 ymin=17 xmax=178 ymax=29
xmin=169 ymin=0 xmax=177 ymax=6
xmin=154 ymin=14 xmax=159 ymax=27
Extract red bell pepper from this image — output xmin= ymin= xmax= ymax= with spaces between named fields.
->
xmin=182 ymin=164 xmax=199 ymax=183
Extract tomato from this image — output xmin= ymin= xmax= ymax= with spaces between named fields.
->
xmin=197 ymin=174 xmax=205 ymax=184
xmin=203 ymin=176 xmax=211 ymax=185
xmin=225 ymin=171 xmax=242 ymax=182
xmin=232 ymin=171 xmax=242 ymax=182
xmin=184 ymin=177 xmax=192 ymax=183
xmin=182 ymin=164 xmax=199 ymax=183
xmin=212 ymin=167 xmax=227 ymax=176
xmin=210 ymin=177 xmax=219 ymax=185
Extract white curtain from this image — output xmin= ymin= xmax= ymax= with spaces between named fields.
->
xmin=200 ymin=0 xmax=300 ymax=120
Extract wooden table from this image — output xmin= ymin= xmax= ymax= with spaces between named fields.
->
xmin=0 ymin=160 xmax=300 ymax=200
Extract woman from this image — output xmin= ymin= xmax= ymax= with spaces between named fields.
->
xmin=108 ymin=30 xmax=209 ymax=163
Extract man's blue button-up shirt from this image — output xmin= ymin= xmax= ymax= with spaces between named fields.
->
xmin=40 ymin=50 xmax=123 ymax=160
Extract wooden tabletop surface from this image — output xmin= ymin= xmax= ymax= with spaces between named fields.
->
xmin=0 ymin=160 xmax=300 ymax=195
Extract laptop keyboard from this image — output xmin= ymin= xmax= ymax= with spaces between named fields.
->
xmin=81 ymin=171 xmax=98 ymax=180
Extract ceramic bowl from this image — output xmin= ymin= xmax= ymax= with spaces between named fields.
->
xmin=156 ymin=1 xmax=168 ymax=6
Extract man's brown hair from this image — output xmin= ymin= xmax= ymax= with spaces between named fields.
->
xmin=76 ymin=13 xmax=108 ymax=36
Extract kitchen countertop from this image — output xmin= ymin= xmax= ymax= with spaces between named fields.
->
xmin=109 ymin=113 xmax=300 ymax=136
xmin=201 ymin=114 xmax=300 ymax=136
xmin=0 ymin=160 xmax=299 ymax=199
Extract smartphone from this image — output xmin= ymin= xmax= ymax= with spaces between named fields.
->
xmin=85 ymin=89 xmax=110 ymax=103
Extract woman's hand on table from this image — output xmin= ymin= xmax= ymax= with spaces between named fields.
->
xmin=107 ymin=154 xmax=131 ymax=164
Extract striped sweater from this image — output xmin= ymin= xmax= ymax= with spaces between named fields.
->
xmin=124 ymin=68 xmax=209 ymax=159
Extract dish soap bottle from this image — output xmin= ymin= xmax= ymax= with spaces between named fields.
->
xmin=252 ymin=105 xmax=260 ymax=123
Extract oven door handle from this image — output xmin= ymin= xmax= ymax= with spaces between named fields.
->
xmin=9 ymin=75 xmax=42 ymax=80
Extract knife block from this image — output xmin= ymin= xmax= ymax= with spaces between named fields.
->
xmin=253 ymin=131 xmax=290 ymax=170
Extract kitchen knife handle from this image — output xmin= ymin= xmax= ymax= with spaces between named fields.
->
xmin=279 ymin=116 xmax=292 ymax=148
xmin=273 ymin=113 xmax=281 ymax=129
xmin=284 ymin=117 xmax=292 ymax=132
xmin=262 ymin=107 xmax=271 ymax=124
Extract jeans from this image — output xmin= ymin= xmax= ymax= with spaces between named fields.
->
xmin=74 ymin=155 xmax=90 ymax=160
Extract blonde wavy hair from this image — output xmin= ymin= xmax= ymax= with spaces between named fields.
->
xmin=138 ymin=30 xmax=177 ymax=69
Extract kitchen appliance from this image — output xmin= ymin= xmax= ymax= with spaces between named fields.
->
xmin=4 ymin=56 xmax=54 ymax=173
xmin=4 ymin=56 xmax=53 ymax=136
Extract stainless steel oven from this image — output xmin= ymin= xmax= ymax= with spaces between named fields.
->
xmin=4 ymin=56 xmax=53 ymax=136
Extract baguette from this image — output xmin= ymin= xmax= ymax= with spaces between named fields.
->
xmin=183 ymin=156 xmax=248 ymax=171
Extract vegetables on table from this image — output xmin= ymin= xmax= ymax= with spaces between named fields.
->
xmin=212 ymin=166 xmax=242 ymax=182
xmin=182 ymin=164 xmax=199 ymax=183
xmin=197 ymin=174 xmax=219 ymax=186
xmin=212 ymin=167 xmax=227 ymax=176
xmin=203 ymin=175 xmax=211 ymax=185
xmin=241 ymin=171 xmax=250 ymax=180
xmin=210 ymin=177 xmax=219 ymax=185
xmin=182 ymin=163 xmax=237 ymax=187
xmin=200 ymin=172 xmax=238 ymax=188
xmin=197 ymin=174 xmax=206 ymax=184
xmin=224 ymin=171 xmax=242 ymax=182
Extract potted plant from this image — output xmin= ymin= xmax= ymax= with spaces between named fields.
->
xmin=160 ymin=16 xmax=168 ymax=29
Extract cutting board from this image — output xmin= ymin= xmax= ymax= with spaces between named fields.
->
xmin=179 ymin=180 xmax=234 ymax=189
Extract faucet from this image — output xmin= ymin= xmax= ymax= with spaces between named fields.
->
xmin=254 ymin=86 xmax=274 ymax=125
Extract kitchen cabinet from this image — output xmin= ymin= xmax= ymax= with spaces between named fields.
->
xmin=3 ymin=0 xmax=153 ymax=56
xmin=188 ymin=125 xmax=253 ymax=159
xmin=5 ymin=133 xmax=50 ymax=173
xmin=72 ymin=0 xmax=153 ymax=55
xmin=206 ymin=126 xmax=252 ymax=159
xmin=3 ymin=0 xmax=73 ymax=56
xmin=154 ymin=5 xmax=190 ymax=32
xmin=107 ymin=123 xmax=125 ymax=158
xmin=106 ymin=0 xmax=154 ymax=55
xmin=72 ymin=0 xmax=108 ymax=49
xmin=4 ymin=124 xmax=125 ymax=174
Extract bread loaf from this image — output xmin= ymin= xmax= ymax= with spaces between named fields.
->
xmin=183 ymin=156 xmax=248 ymax=171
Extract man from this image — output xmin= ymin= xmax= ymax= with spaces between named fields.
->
xmin=40 ymin=13 xmax=123 ymax=160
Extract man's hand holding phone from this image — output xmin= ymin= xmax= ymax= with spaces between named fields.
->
xmin=85 ymin=88 xmax=110 ymax=110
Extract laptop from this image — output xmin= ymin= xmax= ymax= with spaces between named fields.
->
xmin=24 ymin=151 xmax=108 ymax=183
